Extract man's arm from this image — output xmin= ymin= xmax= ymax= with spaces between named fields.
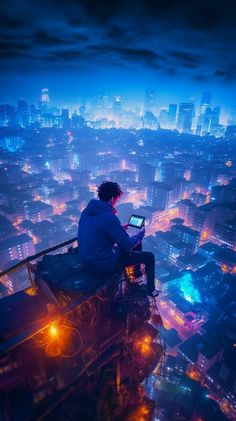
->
xmin=105 ymin=214 xmax=144 ymax=251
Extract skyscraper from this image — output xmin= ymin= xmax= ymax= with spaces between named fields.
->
xmin=196 ymin=92 xmax=212 ymax=135
xmin=177 ymin=103 xmax=195 ymax=133
xmin=61 ymin=108 xmax=70 ymax=129
xmin=144 ymin=89 xmax=156 ymax=115
xmin=200 ymin=91 xmax=211 ymax=115
xmin=167 ymin=104 xmax=177 ymax=128
xmin=138 ymin=163 xmax=156 ymax=184
xmin=17 ymin=100 xmax=29 ymax=127
xmin=39 ymin=88 xmax=50 ymax=113
xmin=95 ymin=92 xmax=108 ymax=117
xmin=147 ymin=182 xmax=173 ymax=209
xmin=113 ymin=96 xmax=122 ymax=114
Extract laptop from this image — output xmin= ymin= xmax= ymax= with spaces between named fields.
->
xmin=126 ymin=214 xmax=145 ymax=236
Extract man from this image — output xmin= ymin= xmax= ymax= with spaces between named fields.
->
xmin=77 ymin=181 xmax=158 ymax=297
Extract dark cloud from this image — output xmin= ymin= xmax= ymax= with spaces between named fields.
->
xmin=193 ymin=74 xmax=208 ymax=82
xmin=72 ymin=33 xmax=89 ymax=42
xmin=0 ymin=0 xmax=236 ymax=91
xmin=0 ymin=40 xmax=31 ymax=59
xmin=0 ymin=15 xmax=25 ymax=29
xmin=34 ymin=30 xmax=69 ymax=46
xmin=47 ymin=50 xmax=84 ymax=61
xmin=168 ymin=50 xmax=204 ymax=65
xmin=214 ymin=66 xmax=236 ymax=82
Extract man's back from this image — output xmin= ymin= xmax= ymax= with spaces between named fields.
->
xmin=77 ymin=199 xmax=144 ymax=273
xmin=77 ymin=199 xmax=122 ymax=272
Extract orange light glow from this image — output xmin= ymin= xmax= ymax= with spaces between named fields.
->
xmin=49 ymin=324 xmax=58 ymax=338
xmin=144 ymin=336 xmax=152 ymax=345
xmin=34 ymin=194 xmax=42 ymax=201
xmin=221 ymin=263 xmax=229 ymax=273
xmin=139 ymin=405 xmax=150 ymax=415
xmin=175 ymin=315 xmax=184 ymax=325
xmin=225 ymin=160 xmax=233 ymax=167
xmin=134 ymin=336 xmax=153 ymax=356
xmin=201 ymin=230 xmax=209 ymax=241
xmin=25 ymin=287 xmax=37 ymax=296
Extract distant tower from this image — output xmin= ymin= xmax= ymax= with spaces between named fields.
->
xmin=113 ymin=96 xmax=122 ymax=114
xmin=17 ymin=99 xmax=29 ymax=127
xmin=167 ymin=104 xmax=177 ymax=128
xmin=96 ymin=92 xmax=108 ymax=117
xmin=39 ymin=88 xmax=50 ymax=113
xmin=145 ymin=89 xmax=156 ymax=115
xmin=200 ymin=91 xmax=211 ymax=115
xmin=177 ymin=103 xmax=195 ymax=133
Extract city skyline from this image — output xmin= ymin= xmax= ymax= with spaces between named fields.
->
xmin=1 ymin=88 xmax=235 ymax=135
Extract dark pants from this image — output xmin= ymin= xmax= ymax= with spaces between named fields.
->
xmin=117 ymin=242 xmax=155 ymax=293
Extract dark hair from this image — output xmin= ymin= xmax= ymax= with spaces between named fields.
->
xmin=97 ymin=181 xmax=123 ymax=202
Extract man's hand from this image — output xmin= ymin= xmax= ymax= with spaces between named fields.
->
xmin=141 ymin=226 xmax=146 ymax=236
xmin=123 ymin=223 xmax=129 ymax=231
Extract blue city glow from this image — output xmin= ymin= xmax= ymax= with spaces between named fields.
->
xmin=179 ymin=273 xmax=201 ymax=304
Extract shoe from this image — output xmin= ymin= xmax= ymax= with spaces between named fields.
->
xmin=133 ymin=275 xmax=146 ymax=285
xmin=147 ymin=290 xmax=160 ymax=298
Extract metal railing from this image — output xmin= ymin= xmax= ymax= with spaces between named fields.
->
xmin=0 ymin=237 xmax=77 ymax=291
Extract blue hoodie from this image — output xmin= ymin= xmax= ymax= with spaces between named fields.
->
xmin=77 ymin=199 xmax=144 ymax=273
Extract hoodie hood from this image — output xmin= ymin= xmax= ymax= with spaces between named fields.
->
xmin=85 ymin=199 xmax=113 ymax=216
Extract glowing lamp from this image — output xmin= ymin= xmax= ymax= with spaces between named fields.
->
xmin=49 ymin=324 xmax=58 ymax=338
xmin=221 ymin=264 xmax=229 ymax=273
xmin=134 ymin=335 xmax=152 ymax=357
xmin=139 ymin=405 xmax=150 ymax=415
xmin=143 ymin=336 xmax=152 ymax=345
xmin=25 ymin=287 xmax=37 ymax=296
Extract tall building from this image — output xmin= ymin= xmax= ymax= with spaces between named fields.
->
xmin=178 ymin=199 xmax=196 ymax=226
xmin=0 ymin=234 xmax=35 ymax=266
xmin=159 ymin=109 xmax=168 ymax=128
xmin=167 ymin=104 xmax=177 ymax=128
xmin=39 ymin=88 xmax=50 ymax=113
xmin=113 ymin=96 xmax=122 ymax=114
xmin=192 ymin=203 xmax=216 ymax=233
xmin=138 ymin=163 xmax=156 ymax=185
xmin=211 ymin=184 xmax=236 ymax=204
xmin=61 ymin=108 xmax=70 ymax=129
xmin=171 ymin=225 xmax=200 ymax=253
xmin=196 ymin=92 xmax=212 ymax=135
xmin=177 ymin=103 xmax=195 ymax=133
xmin=96 ymin=92 xmax=108 ymax=117
xmin=225 ymin=125 xmax=236 ymax=140
xmin=160 ymin=162 xmax=184 ymax=182
xmin=200 ymin=91 xmax=211 ymax=115
xmin=17 ymin=100 xmax=29 ymax=127
xmin=144 ymin=89 xmax=156 ymax=114
xmin=147 ymin=182 xmax=173 ymax=209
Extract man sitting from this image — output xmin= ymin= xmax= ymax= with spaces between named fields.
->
xmin=77 ymin=181 xmax=158 ymax=297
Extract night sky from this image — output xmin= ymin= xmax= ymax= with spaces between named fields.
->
xmin=1 ymin=0 xmax=236 ymax=106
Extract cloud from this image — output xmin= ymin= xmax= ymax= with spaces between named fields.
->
xmin=168 ymin=50 xmax=204 ymax=66
xmin=0 ymin=40 xmax=31 ymax=59
xmin=193 ymin=74 xmax=208 ymax=82
xmin=34 ymin=30 xmax=69 ymax=46
xmin=214 ymin=66 xmax=236 ymax=82
xmin=0 ymin=15 xmax=25 ymax=30
xmin=0 ymin=0 xmax=235 ymax=88
xmin=45 ymin=50 xmax=84 ymax=61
